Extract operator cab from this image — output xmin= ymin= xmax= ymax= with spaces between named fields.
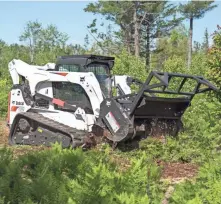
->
xmin=55 ymin=55 xmax=114 ymax=98
xmin=52 ymin=55 xmax=114 ymax=113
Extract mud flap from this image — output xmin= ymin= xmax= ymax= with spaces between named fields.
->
xmin=99 ymin=98 xmax=134 ymax=142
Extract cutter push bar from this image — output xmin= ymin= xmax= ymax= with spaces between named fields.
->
xmin=128 ymin=71 xmax=218 ymax=116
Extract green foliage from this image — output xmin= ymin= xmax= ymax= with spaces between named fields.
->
xmin=179 ymin=1 xmax=217 ymax=19
xmin=85 ymin=1 xmax=182 ymax=61
xmin=19 ymin=21 xmax=69 ymax=64
xmin=0 ymin=145 xmax=165 ymax=204
xmin=139 ymin=133 xmax=214 ymax=164
xmin=0 ymin=79 xmax=10 ymax=116
xmin=113 ymin=50 xmax=147 ymax=81
xmin=207 ymin=26 xmax=221 ymax=100
xmin=184 ymin=95 xmax=221 ymax=140
xmin=163 ymin=53 xmax=207 ymax=75
xmin=152 ymin=25 xmax=188 ymax=69
xmin=202 ymin=28 xmax=209 ymax=54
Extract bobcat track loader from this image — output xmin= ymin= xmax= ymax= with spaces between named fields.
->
xmin=7 ymin=55 xmax=218 ymax=148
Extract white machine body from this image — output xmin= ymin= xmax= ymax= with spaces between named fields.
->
xmin=7 ymin=59 xmax=132 ymax=132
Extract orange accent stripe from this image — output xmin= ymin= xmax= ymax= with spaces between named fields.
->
xmin=50 ymin=72 xmax=68 ymax=76
xmin=57 ymin=72 xmax=68 ymax=76
xmin=11 ymin=106 xmax=18 ymax=112
xmin=52 ymin=98 xmax=65 ymax=107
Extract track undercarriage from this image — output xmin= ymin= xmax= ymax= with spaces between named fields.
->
xmin=9 ymin=112 xmax=183 ymax=149
xmin=9 ymin=112 xmax=96 ymax=149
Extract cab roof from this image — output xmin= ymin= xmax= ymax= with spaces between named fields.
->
xmin=56 ymin=55 xmax=115 ymax=69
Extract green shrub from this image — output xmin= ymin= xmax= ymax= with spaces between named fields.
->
xmin=0 ymin=145 xmax=165 ymax=204
xmin=113 ymin=50 xmax=147 ymax=82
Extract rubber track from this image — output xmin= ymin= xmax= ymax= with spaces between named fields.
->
xmin=9 ymin=112 xmax=87 ymax=147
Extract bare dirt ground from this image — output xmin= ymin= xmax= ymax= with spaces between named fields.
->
xmin=0 ymin=118 xmax=9 ymax=146
xmin=159 ymin=160 xmax=198 ymax=182
xmin=158 ymin=160 xmax=198 ymax=204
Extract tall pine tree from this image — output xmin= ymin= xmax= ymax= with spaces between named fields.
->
xmin=179 ymin=1 xmax=217 ymax=69
xmin=202 ymin=28 xmax=209 ymax=54
xmin=84 ymin=1 xmax=181 ymax=70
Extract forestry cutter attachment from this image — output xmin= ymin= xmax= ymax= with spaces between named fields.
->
xmin=99 ymin=71 xmax=218 ymax=142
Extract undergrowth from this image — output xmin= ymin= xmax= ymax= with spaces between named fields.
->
xmin=0 ymin=145 xmax=164 ymax=204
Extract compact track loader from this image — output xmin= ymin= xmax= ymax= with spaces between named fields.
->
xmin=7 ymin=55 xmax=218 ymax=148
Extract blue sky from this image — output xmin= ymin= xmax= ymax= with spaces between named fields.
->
xmin=0 ymin=1 xmax=221 ymax=46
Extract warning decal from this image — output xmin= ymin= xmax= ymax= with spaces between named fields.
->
xmin=105 ymin=112 xmax=120 ymax=133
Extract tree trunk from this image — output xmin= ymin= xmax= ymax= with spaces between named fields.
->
xmin=29 ymin=47 xmax=34 ymax=64
xmin=129 ymin=24 xmax=134 ymax=54
xmin=120 ymin=23 xmax=131 ymax=54
xmin=187 ymin=17 xmax=193 ymax=69
xmin=133 ymin=2 xmax=139 ymax=57
xmin=29 ymin=49 xmax=34 ymax=64
xmin=126 ymin=32 xmax=131 ymax=54
xmin=204 ymin=28 xmax=209 ymax=54
xmin=146 ymin=25 xmax=150 ymax=71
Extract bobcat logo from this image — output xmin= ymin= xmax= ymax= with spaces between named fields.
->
xmin=106 ymin=101 xmax=111 ymax=107
xmin=16 ymin=101 xmax=24 ymax=105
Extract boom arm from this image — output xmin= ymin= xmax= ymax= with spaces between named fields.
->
xmin=112 ymin=75 xmax=132 ymax=96
xmin=8 ymin=59 xmax=56 ymax=85
xmin=8 ymin=59 xmax=104 ymax=117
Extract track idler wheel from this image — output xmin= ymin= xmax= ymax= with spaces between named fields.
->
xmin=18 ymin=118 xmax=31 ymax=134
